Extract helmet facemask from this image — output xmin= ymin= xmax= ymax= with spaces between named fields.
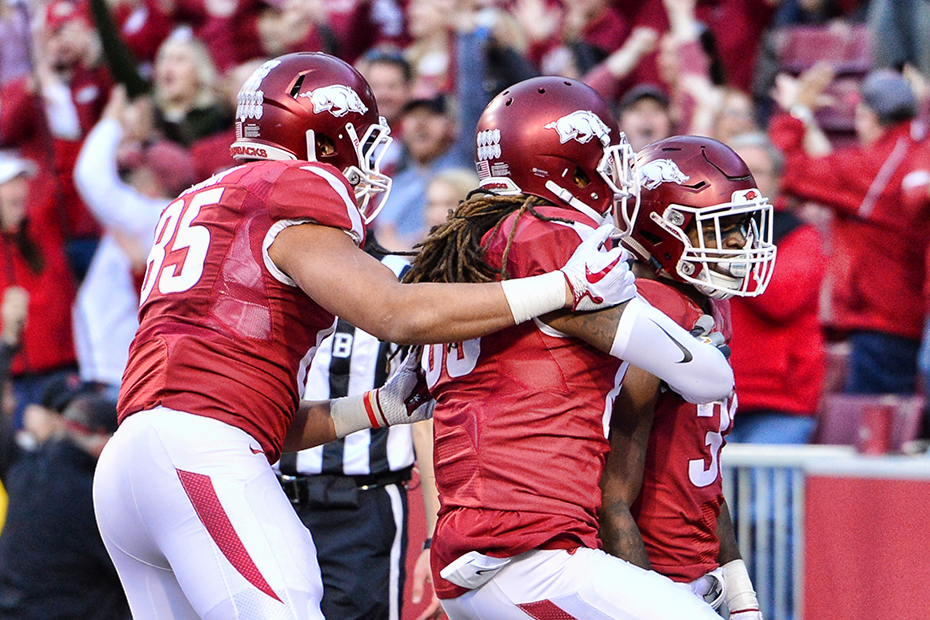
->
xmin=344 ymin=119 xmax=393 ymax=224
xmin=607 ymin=133 xmax=640 ymax=236
xmin=306 ymin=118 xmax=394 ymax=224
xmin=655 ymin=191 xmax=777 ymax=299
xmin=537 ymin=131 xmax=640 ymax=224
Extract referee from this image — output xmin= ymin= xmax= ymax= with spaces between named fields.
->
xmin=276 ymin=251 xmax=438 ymax=620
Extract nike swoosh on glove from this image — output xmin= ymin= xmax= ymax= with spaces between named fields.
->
xmin=560 ymin=224 xmax=636 ymax=311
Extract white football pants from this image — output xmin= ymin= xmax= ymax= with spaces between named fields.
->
xmin=440 ymin=547 xmax=723 ymax=620
xmin=93 ymin=407 xmax=324 ymax=620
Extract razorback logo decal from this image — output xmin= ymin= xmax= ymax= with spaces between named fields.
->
xmin=639 ymin=159 xmax=689 ymax=190
xmin=731 ymin=188 xmax=762 ymax=203
xmin=299 ymin=85 xmax=367 ymax=117
xmin=544 ymin=110 xmax=610 ymax=145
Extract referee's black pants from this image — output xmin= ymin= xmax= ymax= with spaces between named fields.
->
xmin=291 ymin=476 xmax=410 ymax=620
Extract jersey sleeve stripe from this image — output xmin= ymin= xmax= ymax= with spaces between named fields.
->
xmin=262 ymin=218 xmax=316 ymax=286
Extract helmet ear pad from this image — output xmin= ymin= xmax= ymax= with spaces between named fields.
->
xmin=474 ymin=76 xmax=630 ymax=221
xmin=623 ymin=136 xmax=777 ymax=298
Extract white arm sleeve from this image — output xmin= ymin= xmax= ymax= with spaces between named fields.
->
xmin=610 ymin=296 xmax=734 ymax=404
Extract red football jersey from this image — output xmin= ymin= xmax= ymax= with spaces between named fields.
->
xmin=630 ymin=279 xmax=735 ymax=582
xmin=118 ymin=160 xmax=366 ymax=463
xmin=427 ymin=207 xmax=624 ymax=598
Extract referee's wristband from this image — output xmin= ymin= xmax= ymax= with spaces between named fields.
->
xmin=422 ymin=537 xmax=432 ymax=552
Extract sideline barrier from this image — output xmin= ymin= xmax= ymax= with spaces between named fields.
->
xmin=722 ymin=444 xmax=855 ymax=620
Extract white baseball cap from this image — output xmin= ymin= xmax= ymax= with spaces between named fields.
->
xmin=0 ymin=151 xmax=37 ymax=185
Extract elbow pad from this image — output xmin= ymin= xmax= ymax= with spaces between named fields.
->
xmin=610 ymin=297 xmax=734 ymax=404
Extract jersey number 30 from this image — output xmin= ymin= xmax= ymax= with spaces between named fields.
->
xmin=423 ymin=340 xmax=481 ymax=388
xmin=689 ymin=397 xmax=735 ymax=488
xmin=139 ymin=188 xmax=220 ymax=304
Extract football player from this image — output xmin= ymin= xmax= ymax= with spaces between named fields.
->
xmin=601 ymin=135 xmax=776 ymax=620
xmin=91 ymin=53 xmax=638 ymax=620
xmin=405 ymin=77 xmax=740 ymax=619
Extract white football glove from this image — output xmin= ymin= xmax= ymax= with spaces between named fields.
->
xmin=560 ymin=224 xmax=636 ymax=311
xmin=690 ymin=314 xmax=731 ymax=359
xmin=330 ymin=348 xmax=435 ymax=438
xmin=722 ymin=560 xmax=763 ymax=620
xmin=687 ymin=567 xmax=726 ymax=610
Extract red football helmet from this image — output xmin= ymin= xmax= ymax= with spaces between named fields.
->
xmin=474 ymin=76 xmax=636 ymax=222
xmin=230 ymin=52 xmax=393 ymax=222
xmin=617 ymin=136 xmax=776 ymax=299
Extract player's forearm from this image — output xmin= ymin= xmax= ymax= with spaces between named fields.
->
xmin=716 ymin=501 xmax=741 ymax=566
xmin=282 ymin=400 xmax=338 ymax=453
xmin=373 ymin=274 xmax=574 ymax=345
xmin=599 ymin=503 xmax=651 ymax=570
xmin=371 ymin=282 xmax=519 ymax=345
xmin=546 ymin=297 xmax=733 ymax=403
xmin=412 ymin=419 xmax=439 ymax=536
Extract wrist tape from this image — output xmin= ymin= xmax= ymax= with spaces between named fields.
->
xmin=500 ymin=271 xmax=566 ymax=324
xmin=723 ymin=559 xmax=760 ymax=614
xmin=330 ymin=391 xmax=382 ymax=439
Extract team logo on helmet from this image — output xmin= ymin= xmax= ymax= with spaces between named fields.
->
xmin=299 ymin=85 xmax=368 ymax=117
xmin=236 ymin=59 xmax=280 ymax=121
xmin=732 ymin=188 xmax=761 ymax=202
xmin=639 ymin=159 xmax=690 ymax=190
xmin=544 ymin=110 xmax=610 ymax=145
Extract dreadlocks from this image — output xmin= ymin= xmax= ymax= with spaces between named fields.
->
xmin=404 ymin=190 xmax=575 ymax=285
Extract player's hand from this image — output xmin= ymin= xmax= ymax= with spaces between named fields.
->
xmin=561 ymin=224 xmax=636 ymax=311
xmin=368 ymin=347 xmax=435 ymax=428
xmin=690 ymin=315 xmax=731 ymax=359
xmin=411 ymin=548 xmax=444 ymax=620
xmin=687 ymin=566 xmax=726 ymax=609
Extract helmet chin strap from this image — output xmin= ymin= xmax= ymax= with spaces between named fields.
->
xmin=544 ymin=180 xmax=609 ymax=224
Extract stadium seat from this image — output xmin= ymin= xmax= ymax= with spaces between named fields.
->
xmin=770 ymin=24 xmax=872 ymax=76
xmin=770 ymin=24 xmax=872 ymax=143
xmin=814 ymin=393 xmax=925 ymax=454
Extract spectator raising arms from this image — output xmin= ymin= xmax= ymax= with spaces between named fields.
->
xmin=0 ymin=0 xmax=113 ymax=281
xmin=74 ymin=84 xmax=195 ymax=398
xmin=769 ymin=67 xmax=930 ymax=396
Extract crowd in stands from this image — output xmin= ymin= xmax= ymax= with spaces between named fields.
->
xmin=1 ymin=0 xmax=930 ymax=614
